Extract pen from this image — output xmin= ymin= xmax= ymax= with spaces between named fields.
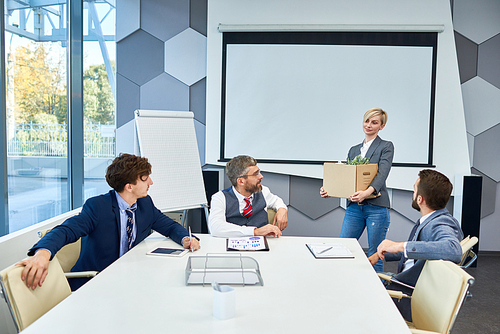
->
xmin=319 ymin=246 xmax=333 ymax=254
xmin=189 ymin=226 xmax=193 ymax=252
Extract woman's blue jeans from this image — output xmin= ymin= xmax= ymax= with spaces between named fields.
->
xmin=340 ymin=202 xmax=391 ymax=273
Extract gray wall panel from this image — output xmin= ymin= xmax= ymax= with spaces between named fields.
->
xmin=471 ymin=167 xmax=497 ymax=218
xmin=289 ymin=175 xmax=338 ymax=220
xmin=141 ymin=0 xmax=189 ymax=42
xmin=260 ymin=171 xmax=290 ymax=206
xmin=453 ymin=0 xmax=500 ymax=44
xmin=116 ymin=74 xmax=140 ymax=127
xmin=117 ymin=30 xmax=164 ymax=86
xmin=473 ymin=123 xmax=500 ymax=182
xmin=116 ymin=0 xmax=140 ymax=42
xmin=391 ymin=188 xmax=421 ymax=223
xmin=283 ymin=206 xmax=344 ymax=237
xmin=190 ymin=0 xmax=208 ymax=36
xmin=194 ymin=119 xmax=206 ymax=165
xmin=454 ymin=32 xmax=478 ymax=84
xmin=478 ymin=33 xmax=500 ymax=90
xmin=462 ymin=77 xmax=500 ymax=136
xmin=190 ymin=78 xmax=206 ymax=124
xmin=139 ymin=73 xmax=189 ymax=111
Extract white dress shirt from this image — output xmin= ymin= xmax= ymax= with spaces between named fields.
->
xmin=360 ymin=137 xmax=375 ymax=158
xmin=208 ymin=185 xmax=287 ymax=237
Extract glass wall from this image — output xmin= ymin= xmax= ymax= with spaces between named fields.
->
xmin=83 ymin=2 xmax=115 ymax=200
xmin=5 ymin=2 xmax=69 ymax=233
xmin=2 ymin=1 xmax=116 ymax=236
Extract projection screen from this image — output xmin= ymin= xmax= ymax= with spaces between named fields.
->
xmin=220 ymin=32 xmax=437 ymax=167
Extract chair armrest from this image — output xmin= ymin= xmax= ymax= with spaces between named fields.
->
xmin=461 ymin=250 xmax=478 ymax=269
xmin=64 ymin=271 xmax=98 ymax=279
xmin=386 ymin=290 xmax=410 ymax=300
xmin=378 ymin=273 xmax=392 ymax=282
xmin=377 ymin=272 xmax=415 ymax=290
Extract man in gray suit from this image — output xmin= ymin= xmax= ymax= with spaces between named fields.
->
xmin=368 ymin=169 xmax=463 ymax=320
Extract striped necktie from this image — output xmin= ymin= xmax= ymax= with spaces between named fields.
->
xmin=242 ymin=197 xmax=253 ymax=218
xmin=125 ymin=208 xmax=135 ymax=250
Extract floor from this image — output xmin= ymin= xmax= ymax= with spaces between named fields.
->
xmin=385 ymin=252 xmax=500 ymax=334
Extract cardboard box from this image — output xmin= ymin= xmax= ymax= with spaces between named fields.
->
xmin=323 ymin=163 xmax=378 ymax=199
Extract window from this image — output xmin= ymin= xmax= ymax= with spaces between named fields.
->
xmin=1 ymin=1 xmax=116 ymax=236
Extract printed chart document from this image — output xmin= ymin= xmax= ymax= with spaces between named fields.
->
xmin=226 ymin=236 xmax=269 ymax=251
xmin=306 ymin=243 xmax=354 ymax=259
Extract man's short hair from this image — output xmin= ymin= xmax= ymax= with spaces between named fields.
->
xmin=417 ymin=169 xmax=453 ymax=210
xmin=226 ymin=155 xmax=257 ymax=187
xmin=363 ymin=107 xmax=388 ymax=125
xmin=106 ymin=153 xmax=152 ymax=192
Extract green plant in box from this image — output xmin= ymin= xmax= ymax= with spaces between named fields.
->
xmin=347 ymin=155 xmax=370 ymax=165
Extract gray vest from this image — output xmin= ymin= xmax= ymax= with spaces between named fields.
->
xmin=222 ymin=187 xmax=268 ymax=228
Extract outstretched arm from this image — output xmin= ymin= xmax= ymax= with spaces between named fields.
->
xmin=16 ymin=249 xmax=51 ymax=290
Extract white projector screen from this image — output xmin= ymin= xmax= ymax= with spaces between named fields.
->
xmin=220 ymin=32 xmax=437 ymax=167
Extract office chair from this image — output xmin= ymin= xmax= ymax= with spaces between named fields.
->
xmin=38 ymin=229 xmax=98 ymax=279
xmin=267 ymin=208 xmax=277 ymax=225
xmin=459 ymin=236 xmax=478 ymax=269
xmin=387 ymin=260 xmax=474 ymax=334
xmin=0 ymin=257 xmax=72 ymax=332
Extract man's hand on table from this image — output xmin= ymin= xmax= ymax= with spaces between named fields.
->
xmin=254 ymin=224 xmax=282 ymax=237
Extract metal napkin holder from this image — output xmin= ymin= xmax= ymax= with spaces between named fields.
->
xmin=185 ymin=253 xmax=263 ymax=286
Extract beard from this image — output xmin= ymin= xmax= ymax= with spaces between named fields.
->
xmin=412 ymin=197 xmax=420 ymax=212
xmin=245 ymin=182 xmax=262 ymax=194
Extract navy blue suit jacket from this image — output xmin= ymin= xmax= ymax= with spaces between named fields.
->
xmin=29 ymin=190 xmax=189 ymax=289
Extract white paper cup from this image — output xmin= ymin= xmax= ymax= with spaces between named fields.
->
xmin=213 ymin=285 xmax=235 ymax=320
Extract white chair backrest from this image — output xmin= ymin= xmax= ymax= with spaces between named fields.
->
xmin=411 ymin=260 xmax=473 ymax=334
xmin=0 ymin=257 xmax=71 ymax=331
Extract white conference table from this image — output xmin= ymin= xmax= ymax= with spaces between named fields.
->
xmin=22 ymin=234 xmax=410 ymax=334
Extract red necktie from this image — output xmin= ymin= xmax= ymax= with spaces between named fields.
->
xmin=242 ymin=197 xmax=253 ymax=217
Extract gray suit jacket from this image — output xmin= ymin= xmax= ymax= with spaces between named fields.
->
xmin=385 ymin=208 xmax=464 ymax=286
xmin=347 ymin=136 xmax=394 ymax=208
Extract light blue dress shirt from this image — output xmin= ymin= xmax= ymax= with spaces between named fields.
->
xmin=115 ymin=192 xmax=137 ymax=257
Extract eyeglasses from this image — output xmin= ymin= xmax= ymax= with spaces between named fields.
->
xmin=238 ymin=169 xmax=261 ymax=178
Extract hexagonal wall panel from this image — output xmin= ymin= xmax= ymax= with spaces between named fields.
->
xmin=116 ymin=0 xmax=140 ymax=42
xmin=478 ymin=33 xmax=500 ymax=90
xmin=116 ymin=74 xmax=140 ymax=127
xmin=473 ymin=123 xmax=500 ymax=182
xmin=289 ymin=175 xmax=338 ymax=220
xmin=453 ymin=0 xmax=500 ymax=44
xmin=260 ymin=172 xmax=290 ymax=206
xmin=190 ymin=0 xmax=207 ymax=36
xmin=467 ymin=132 xmax=474 ymax=167
xmin=165 ymin=28 xmax=207 ymax=86
xmin=190 ymin=78 xmax=206 ymax=125
xmin=194 ymin=119 xmax=206 ymax=165
xmin=461 ymin=77 xmax=500 ymax=136
xmin=471 ymin=168 xmax=497 ymax=218
xmin=454 ymin=32 xmax=478 ymax=84
xmin=140 ymin=73 xmax=189 ymax=111
xmin=117 ymin=30 xmax=164 ymax=86
xmin=391 ymin=189 xmax=421 ymax=223
xmin=141 ymin=0 xmax=189 ymax=42
xmin=283 ymin=206 xmax=345 ymax=238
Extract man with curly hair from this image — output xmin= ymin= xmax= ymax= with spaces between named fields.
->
xmin=19 ymin=153 xmax=199 ymax=290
